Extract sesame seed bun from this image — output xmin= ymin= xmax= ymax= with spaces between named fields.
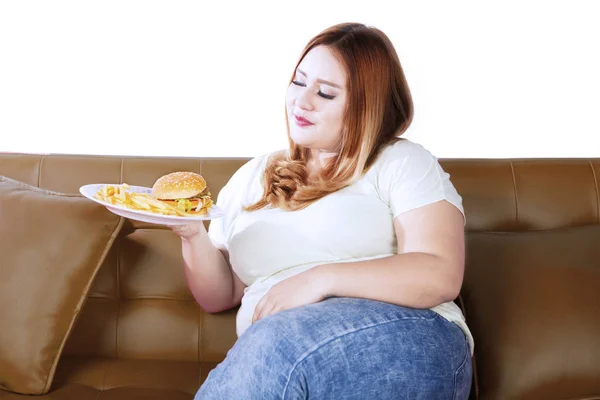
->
xmin=151 ymin=171 xmax=207 ymax=200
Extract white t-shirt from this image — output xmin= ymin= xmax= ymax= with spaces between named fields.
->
xmin=208 ymin=139 xmax=475 ymax=355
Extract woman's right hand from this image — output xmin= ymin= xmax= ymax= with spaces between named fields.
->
xmin=168 ymin=223 xmax=206 ymax=240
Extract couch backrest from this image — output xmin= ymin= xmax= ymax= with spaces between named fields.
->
xmin=443 ymin=159 xmax=600 ymax=231
xmin=2 ymin=153 xmax=600 ymax=397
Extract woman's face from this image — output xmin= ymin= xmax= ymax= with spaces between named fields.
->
xmin=286 ymin=45 xmax=347 ymax=153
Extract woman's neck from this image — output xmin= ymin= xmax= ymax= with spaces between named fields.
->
xmin=307 ymin=148 xmax=337 ymax=179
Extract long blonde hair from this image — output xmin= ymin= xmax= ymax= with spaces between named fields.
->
xmin=246 ymin=23 xmax=413 ymax=212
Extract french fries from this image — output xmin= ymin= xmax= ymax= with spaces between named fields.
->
xmin=94 ymin=184 xmax=213 ymax=217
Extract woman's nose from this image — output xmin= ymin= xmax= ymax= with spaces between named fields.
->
xmin=295 ymin=88 xmax=314 ymax=111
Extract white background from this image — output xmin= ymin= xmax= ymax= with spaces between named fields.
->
xmin=1 ymin=1 xmax=599 ymax=158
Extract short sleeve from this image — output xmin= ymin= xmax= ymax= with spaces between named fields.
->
xmin=207 ymin=154 xmax=269 ymax=249
xmin=206 ymin=181 xmax=234 ymax=249
xmin=378 ymin=141 xmax=466 ymax=224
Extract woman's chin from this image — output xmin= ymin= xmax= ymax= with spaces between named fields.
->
xmin=289 ymin=130 xmax=314 ymax=147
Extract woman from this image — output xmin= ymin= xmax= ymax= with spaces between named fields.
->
xmin=172 ymin=22 xmax=473 ymax=399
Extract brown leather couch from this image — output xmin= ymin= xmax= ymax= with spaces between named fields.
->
xmin=1 ymin=153 xmax=599 ymax=400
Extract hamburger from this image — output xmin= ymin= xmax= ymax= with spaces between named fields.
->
xmin=151 ymin=171 xmax=213 ymax=215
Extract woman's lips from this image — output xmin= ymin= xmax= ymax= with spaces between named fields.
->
xmin=294 ymin=115 xmax=314 ymax=127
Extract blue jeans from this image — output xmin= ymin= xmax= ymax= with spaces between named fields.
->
xmin=195 ymin=297 xmax=472 ymax=400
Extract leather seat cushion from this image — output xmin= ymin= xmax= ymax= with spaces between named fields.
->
xmin=0 ymin=356 xmax=216 ymax=399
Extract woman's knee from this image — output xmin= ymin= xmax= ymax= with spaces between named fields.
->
xmin=283 ymin=310 xmax=471 ymax=400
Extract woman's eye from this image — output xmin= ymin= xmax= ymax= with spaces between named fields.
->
xmin=318 ymin=91 xmax=335 ymax=100
xmin=291 ymin=80 xmax=335 ymax=100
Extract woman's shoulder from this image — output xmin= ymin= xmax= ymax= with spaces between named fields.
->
xmin=369 ymin=138 xmax=466 ymax=223
xmin=373 ymin=138 xmax=437 ymax=171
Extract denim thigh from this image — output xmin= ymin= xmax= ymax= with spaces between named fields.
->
xmin=195 ymin=297 xmax=472 ymax=400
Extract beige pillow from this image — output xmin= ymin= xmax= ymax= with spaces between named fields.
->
xmin=0 ymin=176 xmax=124 ymax=395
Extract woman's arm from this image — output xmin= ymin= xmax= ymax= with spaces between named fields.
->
xmin=315 ymin=199 xmax=465 ymax=308
xmin=252 ymin=199 xmax=465 ymax=322
xmin=173 ymin=224 xmax=247 ymax=313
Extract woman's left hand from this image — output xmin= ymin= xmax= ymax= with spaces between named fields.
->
xmin=252 ymin=267 xmax=332 ymax=324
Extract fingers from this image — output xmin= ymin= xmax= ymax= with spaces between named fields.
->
xmin=254 ymin=304 xmax=275 ymax=323
xmin=168 ymin=225 xmax=188 ymax=237
xmin=252 ymin=295 xmax=267 ymax=324
xmin=167 ymin=223 xmax=204 ymax=239
xmin=253 ymin=295 xmax=277 ymax=324
xmin=167 ymin=224 xmax=186 ymax=231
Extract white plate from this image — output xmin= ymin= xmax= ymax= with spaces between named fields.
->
xmin=79 ymin=184 xmax=224 ymax=225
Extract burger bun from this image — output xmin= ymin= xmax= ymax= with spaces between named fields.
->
xmin=151 ymin=171 xmax=207 ymax=200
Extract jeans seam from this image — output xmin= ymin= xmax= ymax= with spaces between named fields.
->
xmin=281 ymin=314 xmax=438 ymax=399
xmin=452 ymin=333 xmax=471 ymax=400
